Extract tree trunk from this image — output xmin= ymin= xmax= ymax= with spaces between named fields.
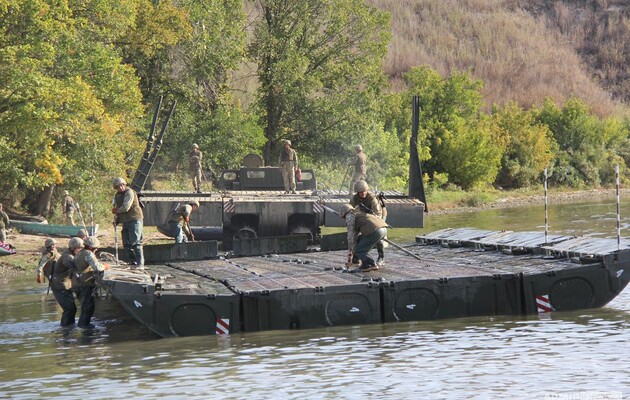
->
xmin=37 ymin=185 xmax=55 ymax=216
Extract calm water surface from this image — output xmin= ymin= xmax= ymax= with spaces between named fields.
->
xmin=1 ymin=199 xmax=629 ymax=399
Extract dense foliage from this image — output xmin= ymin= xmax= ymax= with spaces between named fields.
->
xmin=0 ymin=0 xmax=629 ymax=222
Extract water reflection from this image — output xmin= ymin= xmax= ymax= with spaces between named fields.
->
xmin=1 ymin=199 xmax=630 ymax=398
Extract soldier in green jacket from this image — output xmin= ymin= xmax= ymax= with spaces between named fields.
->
xmin=73 ymin=236 xmax=108 ymax=328
xmin=51 ymin=237 xmax=84 ymax=326
xmin=112 ymin=177 xmax=145 ymax=270
xmin=62 ymin=190 xmax=75 ymax=226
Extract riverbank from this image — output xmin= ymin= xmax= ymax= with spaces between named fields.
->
xmin=427 ymin=187 xmax=630 ymax=215
xmin=2 ymin=187 xmax=628 ymax=278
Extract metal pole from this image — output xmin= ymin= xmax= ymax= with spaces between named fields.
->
xmin=89 ymin=203 xmax=94 ymax=234
xmin=544 ymin=168 xmax=548 ymax=244
xmin=616 ymin=164 xmax=620 ymax=250
xmin=75 ymin=202 xmax=88 ymax=232
xmin=382 ymin=238 xmax=424 ymax=262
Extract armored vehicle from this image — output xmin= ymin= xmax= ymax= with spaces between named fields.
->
xmin=131 ymin=96 xmax=427 ymax=248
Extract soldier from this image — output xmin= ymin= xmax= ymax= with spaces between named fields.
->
xmin=49 ymin=237 xmax=84 ymax=326
xmin=73 ymin=236 xmax=108 ymax=328
xmin=62 ymin=190 xmax=76 ymax=226
xmin=112 ymin=177 xmax=145 ymax=270
xmin=35 ymin=238 xmax=59 ymax=284
xmin=167 ymin=200 xmax=200 ymax=243
xmin=348 ymin=144 xmax=367 ymax=195
xmin=76 ymin=228 xmax=88 ymax=240
xmin=189 ymin=143 xmax=203 ymax=194
xmin=279 ymin=139 xmax=298 ymax=194
xmin=349 ymin=180 xmax=387 ymax=266
xmin=339 ymin=204 xmax=388 ymax=273
xmin=0 ymin=203 xmax=10 ymax=242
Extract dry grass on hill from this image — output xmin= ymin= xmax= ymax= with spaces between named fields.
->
xmin=368 ymin=0 xmax=621 ymax=115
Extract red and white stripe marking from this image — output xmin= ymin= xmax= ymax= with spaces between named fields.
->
xmin=224 ymin=199 xmax=235 ymax=214
xmin=536 ymin=294 xmax=553 ymax=313
xmin=216 ymin=318 xmax=230 ymax=335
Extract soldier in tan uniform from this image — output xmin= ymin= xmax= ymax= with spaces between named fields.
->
xmin=36 ymin=238 xmax=59 ymax=284
xmin=167 ymin=200 xmax=200 ymax=243
xmin=189 ymin=144 xmax=203 ymax=193
xmin=339 ymin=204 xmax=387 ymax=273
xmin=349 ymin=180 xmax=387 ymax=266
xmin=348 ymin=144 xmax=367 ymax=195
xmin=112 ymin=177 xmax=145 ymax=269
xmin=279 ymin=139 xmax=298 ymax=194
xmin=62 ymin=190 xmax=76 ymax=226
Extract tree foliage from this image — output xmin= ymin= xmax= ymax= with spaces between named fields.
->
xmin=0 ymin=0 xmax=144 ymax=214
xmin=492 ymin=102 xmax=556 ymax=188
xmin=401 ymin=66 xmax=505 ymax=189
xmin=248 ymin=0 xmax=391 ymax=165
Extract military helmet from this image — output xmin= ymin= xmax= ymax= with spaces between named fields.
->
xmin=113 ymin=177 xmax=127 ymax=188
xmin=355 ymin=144 xmax=363 ymax=151
xmin=84 ymin=236 xmax=100 ymax=249
xmin=44 ymin=238 xmax=56 ymax=248
xmin=339 ymin=204 xmax=354 ymax=218
xmin=192 ymin=143 xmax=199 ymax=149
xmin=77 ymin=228 xmax=88 ymax=239
xmin=62 ymin=190 xmax=69 ymax=196
xmin=284 ymin=139 xmax=291 ymax=146
xmin=189 ymin=200 xmax=200 ymax=208
xmin=354 ymin=180 xmax=369 ymax=192
xmin=68 ymin=237 xmax=84 ymax=250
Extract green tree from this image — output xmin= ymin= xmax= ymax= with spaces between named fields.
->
xmin=402 ymin=66 xmax=505 ymax=189
xmin=493 ymin=102 xmax=556 ymax=188
xmin=0 ymin=0 xmax=144 ymax=215
xmin=533 ymin=98 xmax=628 ymax=187
xmin=248 ymin=0 xmax=391 ymax=165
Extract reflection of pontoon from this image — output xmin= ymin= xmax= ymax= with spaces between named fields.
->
xmin=101 ymin=227 xmax=630 ymax=338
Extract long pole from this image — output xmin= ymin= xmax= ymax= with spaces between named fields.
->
xmin=616 ymin=164 xmax=621 ymax=250
xmin=75 ymin=202 xmax=88 ymax=232
xmin=544 ymin=168 xmax=548 ymax=244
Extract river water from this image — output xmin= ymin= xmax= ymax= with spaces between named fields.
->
xmin=1 ymin=199 xmax=629 ymax=399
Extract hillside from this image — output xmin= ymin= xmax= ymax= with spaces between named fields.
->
xmin=369 ymin=0 xmax=629 ymax=116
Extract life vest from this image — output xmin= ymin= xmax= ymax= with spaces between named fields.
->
xmin=73 ymin=249 xmax=97 ymax=287
xmin=114 ymin=188 xmax=143 ymax=223
xmin=51 ymin=251 xmax=75 ymax=291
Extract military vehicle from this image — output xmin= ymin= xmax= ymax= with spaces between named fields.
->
xmin=132 ymin=97 xmax=427 ymax=248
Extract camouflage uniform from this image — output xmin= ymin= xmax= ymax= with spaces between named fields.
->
xmin=349 ymin=145 xmax=367 ymax=195
xmin=189 ymin=144 xmax=203 ymax=193
xmin=279 ymin=140 xmax=298 ymax=193
xmin=0 ymin=203 xmax=9 ymax=242
xmin=62 ymin=191 xmax=75 ymax=226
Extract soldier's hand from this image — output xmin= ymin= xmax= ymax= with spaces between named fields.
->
xmin=103 ymin=263 xmax=110 ymax=271
xmin=111 ymin=207 xmax=118 ymax=215
xmin=36 ymin=274 xmax=42 ymax=284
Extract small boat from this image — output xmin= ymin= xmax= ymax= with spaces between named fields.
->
xmin=101 ymin=228 xmax=630 ymax=338
xmin=0 ymin=242 xmax=16 ymax=256
xmin=11 ymin=220 xmax=98 ymax=237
